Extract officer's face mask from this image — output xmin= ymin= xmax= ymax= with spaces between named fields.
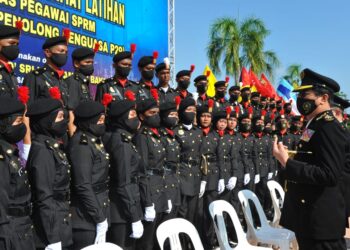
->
xmin=269 ymin=103 xmax=276 ymax=109
xmin=297 ymin=97 xmax=318 ymax=116
xmin=79 ymin=64 xmax=94 ymax=76
xmin=50 ymin=119 xmax=68 ymax=138
xmin=2 ymin=121 xmax=27 ymax=144
xmin=178 ymin=80 xmax=190 ymax=90
xmin=230 ymin=94 xmax=239 ymax=102
xmin=276 ymin=120 xmax=288 ymax=130
xmin=141 ymin=69 xmax=155 ymax=81
xmin=89 ymin=123 xmax=106 ymax=137
xmin=181 ymin=111 xmax=195 ymax=125
xmin=285 ymin=106 xmax=292 ymax=114
xmin=264 ymin=127 xmax=272 ymax=134
xmin=277 ymin=105 xmax=283 ymax=111
xmin=251 ymin=99 xmax=259 ymax=106
xmin=50 ymin=53 xmax=68 ymax=68
xmin=254 ymin=124 xmax=264 ymax=133
xmin=216 ymin=91 xmax=226 ymax=99
xmin=143 ymin=114 xmax=161 ymax=128
xmin=0 ymin=45 xmax=19 ymax=61
xmin=241 ymin=93 xmax=250 ymax=102
xmin=125 ymin=117 xmax=140 ymax=133
xmin=239 ymin=122 xmax=251 ymax=133
xmin=116 ymin=65 xmax=131 ymax=78
xmin=196 ymin=84 xmax=206 ymax=94
xmin=162 ymin=116 xmax=178 ymax=128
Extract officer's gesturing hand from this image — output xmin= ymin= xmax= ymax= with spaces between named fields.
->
xmin=272 ymin=137 xmax=289 ymax=167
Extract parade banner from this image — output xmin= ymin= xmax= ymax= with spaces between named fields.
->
xmin=0 ymin=0 xmax=169 ymax=86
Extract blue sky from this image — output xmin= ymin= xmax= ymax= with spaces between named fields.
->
xmin=175 ymin=0 xmax=350 ymax=97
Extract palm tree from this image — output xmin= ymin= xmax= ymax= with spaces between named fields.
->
xmin=283 ymin=64 xmax=302 ymax=87
xmin=207 ymin=17 xmax=279 ymax=84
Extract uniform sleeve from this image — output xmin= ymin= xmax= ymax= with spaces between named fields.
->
xmin=133 ymin=133 xmax=152 ymax=207
xmin=109 ymin=141 xmax=142 ymax=222
xmin=66 ymin=78 xmax=79 ymax=110
xmin=217 ymin=138 xmax=225 ymax=179
xmin=231 ymin=142 xmax=242 ymax=177
xmin=69 ymin=144 xmax=105 ymax=224
xmin=28 ymin=146 xmax=60 ymax=244
xmin=22 ymin=73 xmax=37 ymax=104
xmin=285 ymin=125 xmax=345 ymax=186
xmin=0 ymin=160 xmax=10 ymax=224
xmin=267 ymin=139 xmax=274 ymax=173
xmin=94 ymin=82 xmax=105 ymax=102
xmin=252 ymin=140 xmax=259 ymax=175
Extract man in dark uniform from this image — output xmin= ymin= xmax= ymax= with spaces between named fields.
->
xmin=289 ymin=115 xmax=303 ymax=144
xmin=194 ymin=72 xmax=210 ymax=107
xmin=175 ymin=97 xmax=202 ymax=225
xmin=134 ymin=95 xmax=168 ymax=250
xmin=0 ymin=22 xmax=22 ymax=98
xmin=68 ymin=101 xmax=109 ymax=249
xmin=95 ymin=49 xmax=139 ymax=102
xmin=240 ymin=85 xmax=252 ymax=114
xmin=228 ymin=86 xmax=241 ymax=107
xmin=66 ymin=46 xmax=97 ymax=136
xmin=137 ymin=53 xmax=158 ymax=101
xmin=213 ymin=79 xmax=230 ymax=111
xmin=26 ymin=98 xmax=72 ymax=250
xmin=23 ymin=32 xmax=70 ymax=106
xmin=0 ymin=97 xmax=35 ymax=250
xmin=284 ymin=101 xmax=294 ymax=122
xmin=251 ymin=112 xmax=274 ymax=214
xmin=104 ymin=94 xmax=145 ymax=249
xmin=175 ymin=66 xmax=195 ymax=99
xmin=156 ymin=61 xmax=177 ymax=104
xmin=276 ymin=99 xmax=283 ymax=112
xmin=273 ymin=68 xmax=348 ymax=250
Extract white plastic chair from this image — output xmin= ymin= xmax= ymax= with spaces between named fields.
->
xmin=209 ymin=200 xmax=272 ymax=250
xmin=156 ymin=218 xmax=204 ymax=250
xmin=267 ymin=180 xmax=285 ymax=227
xmin=238 ymin=190 xmax=297 ymax=250
xmin=81 ymin=242 xmax=123 ymax=250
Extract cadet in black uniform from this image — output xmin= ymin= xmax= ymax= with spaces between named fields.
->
xmin=252 ymin=113 xmax=274 ymax=214
xmin=134 ymin=96 xmax=167 ymax=250
xmin=175 ymin=66 xmax=195 ymax=99
xmin=137 ymin=53 xmax=158 ymax=101
xmin=66 ymin=46 xmax=97 ymax=136
xmin=159 ymin=99 xmax=181 ymax=222
xmin=175 ymin=97 xmax=202 ymax=225
xmin=0 ymin=23 xmax=22 ymax=98
xmin=213 ymin=79 xmax=230 ymax=111
xmin=228 ymin=86 xmax=241 ymax=108
xmin=274 ymin=69 xmax=347 ymax=250
xmin=23 ymin=33 xmax=70 ymax=106
xmin=26 ymin=98 xmax=72 ymax=250
xmin=240 ymin=85 xmax=252 ymax=114
xmin=95 ymin=49 xmax=139 ymax=102
xmin=194 ymin=72 xmax=210 ymax=107
xmin=156 ymin=62 xmax=178 ymax=104
xmin=68 ymin=101 xmax=109 ymax=249
xmin=196 ymin=101 xmax=222 ymax=248
xmin=0 ymin=97 xmax=35 ymax=250
xmin=103 ymin=93 xmax=144 ymax=250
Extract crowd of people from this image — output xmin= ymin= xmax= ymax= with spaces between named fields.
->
xmin=1 ymin=23 xmax=349 ymax=250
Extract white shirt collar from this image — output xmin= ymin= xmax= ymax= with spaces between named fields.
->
xmin=183 ymin=124 xmax=193 ymax=130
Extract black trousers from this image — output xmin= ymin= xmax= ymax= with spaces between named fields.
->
xmin=136 ymin=213 xmax=164 ymax=250
xmin=255 ymin=176 xmax=270 ymax=210
xmin=70 ymin=229 xmax=95 ymax=250
xmin=177 ymin=194 xmax=198 ymax=224
xmin=107 ymin=223 xmax=135 ymax=250
xmin=297 ymin=237 xmax=346 ymax=250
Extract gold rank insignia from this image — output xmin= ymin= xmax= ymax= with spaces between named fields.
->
xmin=324 ymin=113 xmax=334 ymax=121
xmin=178 ymin=129 xmax=184 ymax=136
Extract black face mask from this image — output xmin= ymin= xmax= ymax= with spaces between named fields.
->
xmin=290 ymin=124 xmax=300 ymax=133
xmin=269 ymin=104 xmax=276 ymax=109
xmin=3 ymin=123 xmax=27 ymax=144
xmin=251 ymin=100 xmax=259 ymax=106
xmin=116 ymin=65 xmax=131 ymax=78
xmin=285 ymin=107 xmax=292 ymax=114
xmin=216 ymin=91 xmax=226 ymax=98
xmin=239 ymin=123 xmax=251 ymax=133
xmin=162 ymin=116 xmax=178 ymax=128
xmin=144 ymin=114 xmax=161 ymax=128
xmin=1 ymin=45 xmax=19 ymax=61
xmin=125 ymin=117 xmax=140 ymax=133
xmin=181 ymin=111 xmax=195 ymax=124
xmin=230 ymin=94 xmax=239 ymax=102
xmin=276 ymin=121 xmax=288 ymax=130
xmin=50 ymin=53 xmax=68 ymax=68
xmin=297 ymin=97 xmax=317 ymax=116
xmin=277 ymin=106 xmax=283 ymax=111
xmin=242 ymin=94 xmax=250 ymax=102
xmin=142 ymin=70 xmax=155 ymax=81
xmin=79 ymin=64 xmax=94 ymax=76
xmin=264 ymin=127 xmax=272 ymax=134
xmin=254 ymin=124 xmax=264 ymax=132
xmin=259 ymin=103 xmax=266 ymax=109
xmin=50 ymin=119 xmax=68 ymax=138
xmin=178 ymin=80 xmax=190 ymax=90
xmin=197 ymin=84 xmax=206 ymax=94
xmin=88 ymin=123 xmax=106 ymax=137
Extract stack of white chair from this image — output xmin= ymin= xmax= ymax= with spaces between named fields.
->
xmin=209 ymin=200 xmax=272 ymax=250
xmin=81 ymin=242 xmax=123 ymax=250
xmin=267 ymin=180 xmax=285 ymax=227
xmin=238 ymin=189 xmax=297 ymax=250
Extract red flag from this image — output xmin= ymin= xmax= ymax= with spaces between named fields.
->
xmin=260 ymin=73 xmax=277 ymax=98
xmin=250 ymin=70 xmax=269 ymax=97
xmin=240 ymin=67 xmax=251 ymax=89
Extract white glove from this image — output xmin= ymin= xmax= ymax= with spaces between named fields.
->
xmin=165 ymin=199 xmax=172 ymax=214
xmin=268 ymin=172 xmax=273 ymax=180
xmin=130 ymin=220 xmax=144 ymax=239
xmin=45 ymin=242 xmax=61 ymax=250
xmin=254 ymin=174 xmax=260 ymax=184
xmin=218 ymin=179 xmax=225 ymax=194
xmin=275 ymin=170 xmax=278 ymax=176
xmin=94 ymin=219 xmax=108 ymax=244
xmin=244 ymin=174 xmax=250 ymax=185
xmin=199 ymin=181 xmax=206 ymax=198
xmin=144 ymin=203 xmax=156 ymax=222
xmin=226 ymin=177 xmax=237 ymax=190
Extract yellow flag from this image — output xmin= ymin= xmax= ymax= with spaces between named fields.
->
xmin=203 ymin=65 xmax=217 ymax=97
